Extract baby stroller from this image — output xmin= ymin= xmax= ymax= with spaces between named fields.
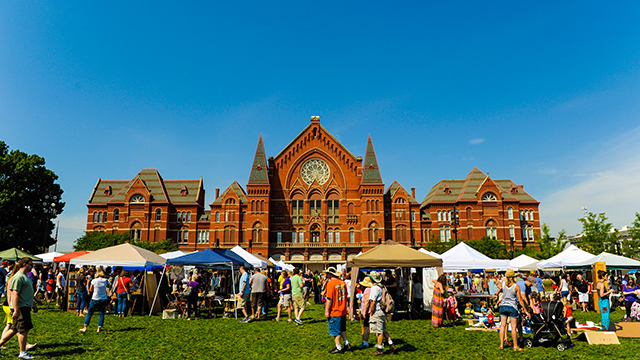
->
xmin=523 ymin=301 xmax=573 ymax=351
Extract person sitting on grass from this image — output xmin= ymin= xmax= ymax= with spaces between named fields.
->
xmin=495 ymin=269 xmax=530 ymax=352
xmin=482 ymin=308 xmax=495 ymax=329
xmin=463 ymin=302 xmax=474 ymax=319
xmin=446 ymin=289 xmax=457 ymax=325
xmin=274 ymin=270 xmax=292 ymax=322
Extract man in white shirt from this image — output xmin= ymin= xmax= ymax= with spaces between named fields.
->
xmin=368 ymin=271 xmax=397 ymax=356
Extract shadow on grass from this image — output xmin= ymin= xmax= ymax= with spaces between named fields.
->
xmin=393 ymin=339 xmax=417 ymax=353
xmin=116 ymin=326 xmax=144 ymax=332
xmin=36 ymin=342 xmax=82 ymax=349
xmin=40 ymin=348 xmax=87 ymax=357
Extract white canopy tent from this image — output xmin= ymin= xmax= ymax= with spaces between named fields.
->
xmin=230 ymin=246 xmax=268 ymax=269
xmin=34 ymin=251 xmax=64 ymax=263
xmin=439 ymin=242 xmax=510 ymax=272
xmin=536 ymin=244 xmax=595 ymax=270
xmin=509 ymin=254 xmax=540 ymax=271
xmin=418 ymin=248 xmax=441 ymax=258
xmin=159 ymin=250 xmax=189 ymax=260
xmin=268 ymin=257 xmax=294 ymax=271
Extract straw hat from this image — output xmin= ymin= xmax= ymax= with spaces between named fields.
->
xmin=505 ymin=269 xmax=516 ymax=278
xmin=359 ymin=277 xmax=373 ymax=288
xmin=323 ymin=267 xmax=341 ymax=277
xmin=369 ymin=271 xmax=383 ymax=284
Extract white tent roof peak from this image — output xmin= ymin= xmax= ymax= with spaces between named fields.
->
xmin=441 ymin=242 xmax=492 ymax=261
xmin=537 ymin=244 xmax=595 ymax=270
xmin=509 ymin=254 xmax=540 ymax=271
xmin=439 ymin=242 xmax=510 ymax=272
xmin=230 ymin=246 xmax=267 ymax=269
xmin=418 ymin=248 xmax=441 ymax=259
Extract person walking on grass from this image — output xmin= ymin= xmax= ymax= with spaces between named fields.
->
xmin=0 ymin=258 xmax=41 ymax=359
xmin=356 ymin=276 xmax=373 ymax=349
xmin=290 ymin=267 xmax=305 ymax=325
xmin=237 ymin=266 xmax=251 ymax=323
xmin=274 ymin=270 xmax=292 ymax=322
xmin=249 ymin=268 xmax=267 ymax=321
xmin=79 ymin=271 xmax=110 ymax=333
xmin=495 ymin=269 xmax=530 ymax=352
xmin=55 ymin=268 xmax=66 ymax=308
xmin=115 ymin=270 xmax=131 ymax=317
xmin=574 ymin=274 xmax=590 ymax=312
xmin=368 ymin=271 xmax=397 ymax=356
xmin=303 ymin=269 xmax=313 ymax=306
xmin=324 ymin=267 xmax=351 ymax=354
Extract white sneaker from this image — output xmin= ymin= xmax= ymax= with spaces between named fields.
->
xmin=18 ymin=352 xmax=34 ymax=360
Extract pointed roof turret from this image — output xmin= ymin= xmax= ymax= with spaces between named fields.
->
xmin=248 ymin=134 xmax=269 ymax=185
xmin=361 ymin=135 xmax=383 ymax=184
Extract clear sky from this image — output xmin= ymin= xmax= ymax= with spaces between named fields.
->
xmin=2 ymin=2 xmax=639 ymax=252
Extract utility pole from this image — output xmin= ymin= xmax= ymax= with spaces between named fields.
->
xmin=451 ymin=205 xmax=459 ymax=244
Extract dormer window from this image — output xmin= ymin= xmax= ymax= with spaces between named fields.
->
xmin=104 ymin=186 xmax=112 ymax=196
xmin=510 ymin=184 xmax=518 ymax=194
xmin=443 ymin=183 xmax=451 ymax=195
xmin=181 ymin=186 xmax=188 ymax=196
xmin=482 ymin=192 xmax=497 ymax=202
xmin=130 ymin=194 xmax=145 ymax=203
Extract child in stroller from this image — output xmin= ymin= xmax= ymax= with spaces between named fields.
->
xmin=524 ymin=301 xmax=573 ymax=351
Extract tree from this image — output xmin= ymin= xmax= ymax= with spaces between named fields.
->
xmin=422 ymin=234 xmax=457 ymax=254
xmin=0 ymin=141 xmax=65 ymax=253
xmin=74 ymin=232 xmax=178 ymax=254
xmin=621 ymin=212 xmax=640 ymax=259
xmin=578 ymin=212 xmax=617 ymax=255
xmin=466 ymin=237 xmax=509 ymax=259
xmin=535 ymin=223 xmax=568 ymax=259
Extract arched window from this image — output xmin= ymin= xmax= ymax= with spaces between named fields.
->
xmin=130 ymin=194 xmax=145 ymax=203
xmin=447 ymin=210 xmax=452 ymax=222
xmin=113 ymin=209 xmax=120 ymax=222
xmin=130 ymin=222 xmax=141 ymax=241
xmin=528 ymin=210 xmax=533 ymax=221
xmin=439 ymin=225 xmax=450 ymax=242
xmin=437 ymin=211 xmax=442 ymax=221
xmin=486 ymin=226 xmax=497 ymax=239
xmin=327 ymin=229 xmax=334 ymax=243
xmin=103 ymin=212 xmax=107 ymax=222
xmin=348 ymin=203 xmax=354 ymax=215
xmin=482 ymin=192 xmax=497 ymax=202
xmin=509 ymin=225 xmax=515 ymax=240
xmin=98 ymin=212 xmax=103 ymax=223
xmin=349 ymin=229 xmax=355 ymax=243
xmin=215 ymin=212 xmax=220 ymax=222
xmin=155 ymin=209 xmax=161 ymax=221
xmin=253 ymin=223 xmax=262 ymax=243
xmin=396 ymin=226 xmax=407 ymax=242
xmin=369 ymin=222 xmax=378 ymax=243
xmin=93 ymin=212 xmax=97 ymax=223
xmin=335 ymin=230 xmax=340 ymax=243
xmin=187 ymin=211 xmax=191 ymax=222
xmin=327 ymin=193 xmax=339 ymax=224
xmin=411 ymin=211 xmax=416 ymax=222
xmin=291 ymin=193 xmax=304 ymax=224
xmin=507 ymin=207 xmax=513 ymax=220
xmin=309 ymin=192 xmax=321 ymax=216
xmin=466 ymin=207 xmax=472 ymax=220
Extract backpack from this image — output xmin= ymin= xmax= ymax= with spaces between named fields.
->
xmin=379 ymin=285 xmax=395 ymax=314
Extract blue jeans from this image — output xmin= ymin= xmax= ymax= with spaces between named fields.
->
xmin=84 ymin=299 xmax=108 ymax=328
xmin=599 ymin=298 xmax=610 ymax=330
xmin=76 ymin=290 xmax=87 ymax=313
xmin=117 ymin=292 xmax=128 ymax=316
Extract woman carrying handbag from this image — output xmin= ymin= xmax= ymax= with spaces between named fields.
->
xmin=116 ymin=270 xmax=132 ymax=317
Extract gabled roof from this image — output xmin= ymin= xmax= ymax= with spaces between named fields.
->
xmin=88 ymin=169 xmax=202 ymax=205
xmin=384 ymin=181 xmax=418 ymax=204
xmin=274 ymin=119 xmax=356 ymax=161
xmin=248 ymin=135 xmax=269 ymax=185
xmin=211 ymin=181 xmax=248 ymax=205
xmin=361 ymin=135 xmax=383 ymax=184
xmin=421 ymin=167 xmax=538 ymax=207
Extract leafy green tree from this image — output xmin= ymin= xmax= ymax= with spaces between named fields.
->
xmin=73 ymin=232 xmax=130 ymax=251
xmin=0 ymin=141 xmax=65 ymax=253
xmin=621 ymin=212 xmax=640 ymax=259
xmin=466 ymin=237 xmax=509 ymax=259
xmin=535 ymin=223 xmax=568 ymax=259
xmin=578 ymin=212 xmax=617 ymax=254
xmin=423 ymin=234 xmax=457 ymax=254
xmin=74 ymin=232 xmax=178 ymax=254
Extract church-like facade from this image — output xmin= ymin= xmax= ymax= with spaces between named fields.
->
xmin=86 ymin=116 xmax=540 ymax=268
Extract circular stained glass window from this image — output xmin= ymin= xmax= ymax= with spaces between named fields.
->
xmin=301 ymin=159 xmax=330 ymax=185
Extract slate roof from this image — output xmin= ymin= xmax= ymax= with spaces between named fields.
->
xmin=421 ymin=167 xmax=538 ymax=207
xmin=88 ymin=169 xmax=202 ymax=205
xmin=274 ymin=121 xmax=356 ymax=160
xmin=211 ymin=181 xmax=248 ymax=205
xmin=384 ymin=181 xmax=419 ymax=204
xmin=361 ymin=135 xmax=383 ymax=184
xmin=248 ymin=135 xmax=269 ymax=185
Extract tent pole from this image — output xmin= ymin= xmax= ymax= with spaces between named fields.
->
xmin=349 ymin=267 xmax=359 ymax=320
xmin=141 ymin=266 xmax=146 ymax=316
xmin=231 ymin=263 xmax=237 ymax=319
xmin=149 ymin=266 xmax=166 ymax=317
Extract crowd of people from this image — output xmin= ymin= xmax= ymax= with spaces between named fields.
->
xmin=429 ymin=269 xmax=640 ymax=351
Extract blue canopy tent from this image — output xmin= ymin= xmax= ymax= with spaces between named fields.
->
xmin=151 ymin=250 xmax=243 ymax=318
xmin=216 ymin=249 xmax=252 ymax=269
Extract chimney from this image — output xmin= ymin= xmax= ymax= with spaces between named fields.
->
xmin=411 ymin=187 xmax=416 ymax=199
xmin=215 ymin=188 xmax=220 ymax=199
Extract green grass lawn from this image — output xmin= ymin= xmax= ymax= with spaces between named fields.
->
xmin=4 ymin=303 xmax=639 ymax=359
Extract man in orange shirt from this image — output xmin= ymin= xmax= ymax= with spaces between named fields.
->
xmin=323 ymin=267 xmax=351 ymax=354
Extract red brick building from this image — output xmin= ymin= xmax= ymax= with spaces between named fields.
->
xmin=86 ymin=117 xmax=540 ymax=266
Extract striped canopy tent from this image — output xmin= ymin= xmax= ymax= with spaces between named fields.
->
xmin=53 ymin=251 xmax=91 ymax=262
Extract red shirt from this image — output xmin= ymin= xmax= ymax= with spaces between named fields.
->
xmin=564 ymin=305 xmax=573 ymax=318
xmin=325 ymin=278 xmax=347 ymax=317
xmin=116 ymin=276 xmax=132 ymax=294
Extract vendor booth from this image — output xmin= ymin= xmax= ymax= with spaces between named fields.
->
xmin=229 ymin=245 xmax=268 ymax=269
xmin=439 ymin=242 xmax=510 ymax=272
xmin=565 ymin=252 xmax=640 ymax=270
xmin=537 ymin=244 xmax=595 ymax=270
xmin=34 ymin=251 xmax=64 ymax=263
xmin=348 ymin=240 xmax=443 ymax=318
xmin=509 ymin=254 xmax=540 ymax=272
xmin=0 ymin=248 xmax=41 ymax=261
xmin=70 ymin=243 xmax=167 ymax=315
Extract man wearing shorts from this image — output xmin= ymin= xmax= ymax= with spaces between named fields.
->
xmin=0 ymin=258 xmax=41 ymax=359
xmin=290 ymin=268 xmax=305 ymax=325
xmin=324 ymin=267 xmax=351 ymax=354
xmin=249 ymin=268 xmax=267 ymax=320
xmin=237 ymin=266 xmax=251 ymax=323
xmin=368 ymin=271 xmax=397 ymax=356
xmin=574 ymin=274 xmax=590 ymax=312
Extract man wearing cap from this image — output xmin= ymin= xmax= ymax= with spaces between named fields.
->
xmin=323 ymin=267 xmax=351 ymax=354
xmin=0 ymin=261 xmax=10 ymax=297
xmin=368 ymin=271 xmax=397 ymax=356
xmin=249 ymin=268 xmax=267 ymax=321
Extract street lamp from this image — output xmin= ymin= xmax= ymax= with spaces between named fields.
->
xmin=450 ymin=205 xmax=459 ymax=244
xmin=510 ymin=236 xmax=515 ymax=259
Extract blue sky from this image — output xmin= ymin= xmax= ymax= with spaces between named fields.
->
xmin=2 ymin=2 xmax=639 ymax=252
